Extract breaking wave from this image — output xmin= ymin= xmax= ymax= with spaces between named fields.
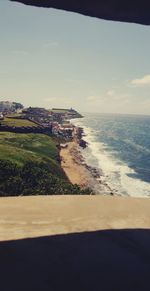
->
xmin=72 ymin=114 xmax=150 ymax=197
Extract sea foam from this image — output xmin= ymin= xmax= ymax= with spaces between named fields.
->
xmin=72 ymin=117 xmax=150 ymax=197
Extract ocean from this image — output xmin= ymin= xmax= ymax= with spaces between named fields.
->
xmin=72 ymin=113 xmax=150 ymax=197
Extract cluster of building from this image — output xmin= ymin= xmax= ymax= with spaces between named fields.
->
xmin=22 ymin=107 xmax=82 ymax=139
xmin=52 ymin=121 xmax=76 ymax=138
xmin=0 ymin=101 xmax=82 ymax=139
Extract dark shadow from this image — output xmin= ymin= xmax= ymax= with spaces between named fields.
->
xmin=10 ymin=0 xmax=150 ymax=26
xmin=0 ymin=229 xmax=150 ymax=291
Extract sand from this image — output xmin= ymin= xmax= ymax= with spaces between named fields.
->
xmin=60 ymin=141 xmax=114 ymax=194
xmin=60 ymin=141 xmax=90 ymax=187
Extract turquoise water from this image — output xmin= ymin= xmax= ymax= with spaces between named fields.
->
xmin=72 ymin=113 xmax=150 ymax=197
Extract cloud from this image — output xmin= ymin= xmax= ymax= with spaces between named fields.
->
xmin=44 ymin=97 xmax=72 ymax=106
xmin=105 ymin=89 xmax=130 ymax=102
xmin=106 ymin=90 xmax=115 ymax=97
xmin=131 ymin=74 xmax=150 ymax=86
xmin=44 ymin=41 xmax=59 ymax=48
xmin=87 ymin=96 xmax=97 ymax=101
xmin=65 ymin=78 xmax=80 ymax=83
xmin=86 ymin=92 xmax=128 ymax=103
xmin=44 ymin=97 xmax=57 ymax=102
xmin=12 ymin=50 xmax=29 ymax=56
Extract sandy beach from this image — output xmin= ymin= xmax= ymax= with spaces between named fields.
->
xmin=60 ymin=141 xmax=91 ymax=187
xmin=60 ymin=140 xmax=115 ymax=194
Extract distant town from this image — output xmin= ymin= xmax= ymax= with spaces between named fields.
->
xmin=0 ymin=101 xmax=83 ymax=141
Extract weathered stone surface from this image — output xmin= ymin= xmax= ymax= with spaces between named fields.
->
xmin=0 ymin=196 xmax=150 ymax=291
xmin=0 ymin=195 xmax=150 ymax=241
xmin=10 ymin=0 xmax=150 ymax=25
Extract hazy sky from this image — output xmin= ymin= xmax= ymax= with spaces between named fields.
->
xmin=1 ymin=1 xmax=150 ymax=114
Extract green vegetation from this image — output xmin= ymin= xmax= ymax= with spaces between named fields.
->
xmin=52 ymin=109 xmax=70 ymax=113
xmin=0 ymin=117 xmax=37 ymax=128
xmin=6 ymin=113 xmax=26 ymax=118
xmin=0 ymin=133 xmax=63 ymax=173
xmin=0 ymin=132 xmax=92 ymax=196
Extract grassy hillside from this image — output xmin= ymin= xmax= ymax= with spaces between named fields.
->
xmin=0 ymin=132 xmax=65 ymax=178
xmin=0 ymin=117 xmax=37 ymax=127
xmin=0 ymin=132 xmax=91 ymax=196
xmin=52 ymin=109 xmax=69 ymax=113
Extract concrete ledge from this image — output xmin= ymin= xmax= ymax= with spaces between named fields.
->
xmin=0 ymin=195 xmax=150 ymax=241
xmin=1 ymin=196 xmax=150 ymax=291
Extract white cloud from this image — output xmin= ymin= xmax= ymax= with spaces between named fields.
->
xmin=106 ymin=90 xmax=115 ymax=97
xmin=44 ymin=41 xmax=59 ymax=48
xmin=105 ymin=89 xmax=130 ymax=103
xmin=43 ymin=97 xmax=73 ymax=108
xmin=12 ymin=50 xmax=29 ymax=56
xmin=131 ymin=74 xmax=150 ymax=86
xmin=86 ymin=91 xmax=129 ymax=103
xmin=65 ymin=78 xmax=80 ymax=83
xmin=44 ymin=97 xmax=57 ymax=102
xmin=87 ymin=95 xmax=97 ymax=101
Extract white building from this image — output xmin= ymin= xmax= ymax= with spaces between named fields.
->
xmin=0 ymin=113 xmax=4 ymax=120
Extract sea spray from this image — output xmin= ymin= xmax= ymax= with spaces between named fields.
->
xmin=71 ymin=113 xmax=150 ymax=197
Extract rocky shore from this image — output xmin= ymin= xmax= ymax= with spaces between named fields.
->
xmin=60 ymin=141 xmax=95 ymax=189
xmin=60 ymin=122 xmax=120 ymax=195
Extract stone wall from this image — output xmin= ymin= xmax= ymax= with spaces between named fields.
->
xmin=0 ymin=125 xmax=52 ymax=135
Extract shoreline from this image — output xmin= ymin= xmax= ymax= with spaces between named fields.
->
xmin=68 ymin=119 xmax=124 ymax=195
xmin=60 ymin=141 xmax=94 ymax=189
xmin=60 ymin=138 xmax=115 ymax=195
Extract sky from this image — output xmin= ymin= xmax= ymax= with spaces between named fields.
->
xmin=1 ymin=1 xmax=150 ymax=114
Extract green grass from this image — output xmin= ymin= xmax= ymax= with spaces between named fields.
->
xmin=1 ymin=117 xmax=37 ymax=128
xmin=52 ymin=109 xmax=70 ymax=113
xmin=0 ymin=132 xmax=65 ymax=179
xmin=7 ymin=113 xmax=25 ymax=117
